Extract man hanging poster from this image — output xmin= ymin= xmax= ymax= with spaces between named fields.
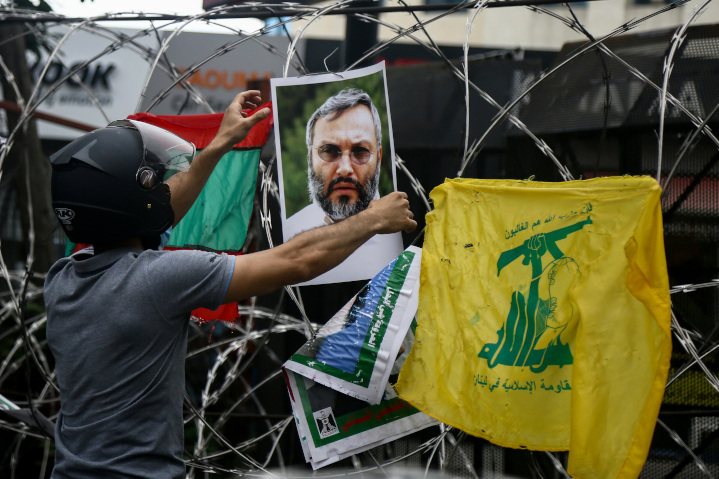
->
xmin=271 ymin=62 xmax=403 ymax=285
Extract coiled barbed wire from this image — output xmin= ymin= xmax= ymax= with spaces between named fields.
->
xmin=1 ymin=0 xmax=719 ymax=476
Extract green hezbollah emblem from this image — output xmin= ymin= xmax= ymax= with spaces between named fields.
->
xmin=478 ymin=217 xmax=592 ymax=373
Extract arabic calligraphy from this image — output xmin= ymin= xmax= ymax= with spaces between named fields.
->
xmin=368 ymin=288 xmax=395 ymax=349
xmin=340 ymin=398 xmax=413 ymax=433
xmin=373 ymin=398 xmax=411 ymax=421
xmin=473 ymin=374 xmax=572 ymax=394
xmin=505 ymin=221 xmax=529 ymax=240
xmin=341 ymin=407 xmax=373 ymax=432
xmin=505 ymin=202 xmax=593 ymax=239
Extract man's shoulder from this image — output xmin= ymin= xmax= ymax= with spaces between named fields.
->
xmin=143 ymin=248 xmax=232 ymax=275
xmin=46 ymin=247 xmax=222 ymax=281
xmin=45 ymin=255 xmax=73 ymax=291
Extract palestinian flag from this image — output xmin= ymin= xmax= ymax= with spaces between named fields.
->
xmin=129 ymin=103 xmax=273 ymax=322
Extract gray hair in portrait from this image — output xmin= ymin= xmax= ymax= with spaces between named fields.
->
xmin=305 ymin=87 xmax=383 ymax=156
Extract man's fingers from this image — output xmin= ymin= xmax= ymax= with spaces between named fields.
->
xmin=242 ymin=107 xmax=271 ymax=130
xmin=404 ymin=206 xmax=417 ymax=233
xmin=251 ymin=107 xmax=271 ymax=122
xmin=389 ymin=191 xmax=417 ymax=233
xmin=236 ymin=90 xmax=261 ymax=102
xmin=366 ymin=191 xmax=418 ymax=234
xmin=234 ymin=90 xmax=262 ymax=111
xmin=243 ymin=106 xmax=270 ymax=121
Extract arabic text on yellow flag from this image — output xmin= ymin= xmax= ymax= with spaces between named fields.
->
xmin=396 ymin=176 xmax=671 ymax=479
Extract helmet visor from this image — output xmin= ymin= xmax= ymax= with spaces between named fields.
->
xmin=108 ymin=119 xmax=195 ymax=181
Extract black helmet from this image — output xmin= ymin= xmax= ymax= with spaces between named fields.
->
xmin=50 ymin=119 xmax=195 ymax=247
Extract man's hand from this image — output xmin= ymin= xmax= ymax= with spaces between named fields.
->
xmin=168 ymin=90 xmax=271 ymax=225
xmin=212 ymin=90 xmax=272 ymax=152
xmin=362 ymin=191 xmax=417 ymax=234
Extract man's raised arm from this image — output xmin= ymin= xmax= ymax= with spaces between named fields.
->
xmin=166 ymin=90 xmax=271 ymax=225
xmin=223 ymin=192 xmax=417 ymax=303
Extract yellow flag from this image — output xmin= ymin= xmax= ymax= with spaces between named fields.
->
xmin=396 ymin=176 xmax=671 ymax=479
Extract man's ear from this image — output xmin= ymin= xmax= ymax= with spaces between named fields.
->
xmin=377 ymin=146 xmax=382 ymax=166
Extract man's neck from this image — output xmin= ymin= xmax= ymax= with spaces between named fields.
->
xmin=93 ymin=238 xmax=143 ymax=255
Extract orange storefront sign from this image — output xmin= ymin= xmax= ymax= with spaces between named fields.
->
xmin=177 ymin=67 xmax=272 ymax=90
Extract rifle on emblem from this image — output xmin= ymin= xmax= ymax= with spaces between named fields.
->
xmin=497 ymin=216 xmax=593 ymax=278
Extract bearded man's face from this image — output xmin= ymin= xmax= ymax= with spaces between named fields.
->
xmin=308 ymin=105 xmax=382 ymax=220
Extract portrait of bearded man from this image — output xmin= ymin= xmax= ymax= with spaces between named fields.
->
xmin=274 ymin=67 xmax=404 ymax=286
xmin=285 ymin=88 xmax=383 ymax=236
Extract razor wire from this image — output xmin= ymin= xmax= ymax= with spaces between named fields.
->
xmin=1 ymin=0 xmax=719 ymax=477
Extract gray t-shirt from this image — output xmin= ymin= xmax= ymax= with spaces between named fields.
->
xmin=45 ymin=246 xmax=234 ymax=479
